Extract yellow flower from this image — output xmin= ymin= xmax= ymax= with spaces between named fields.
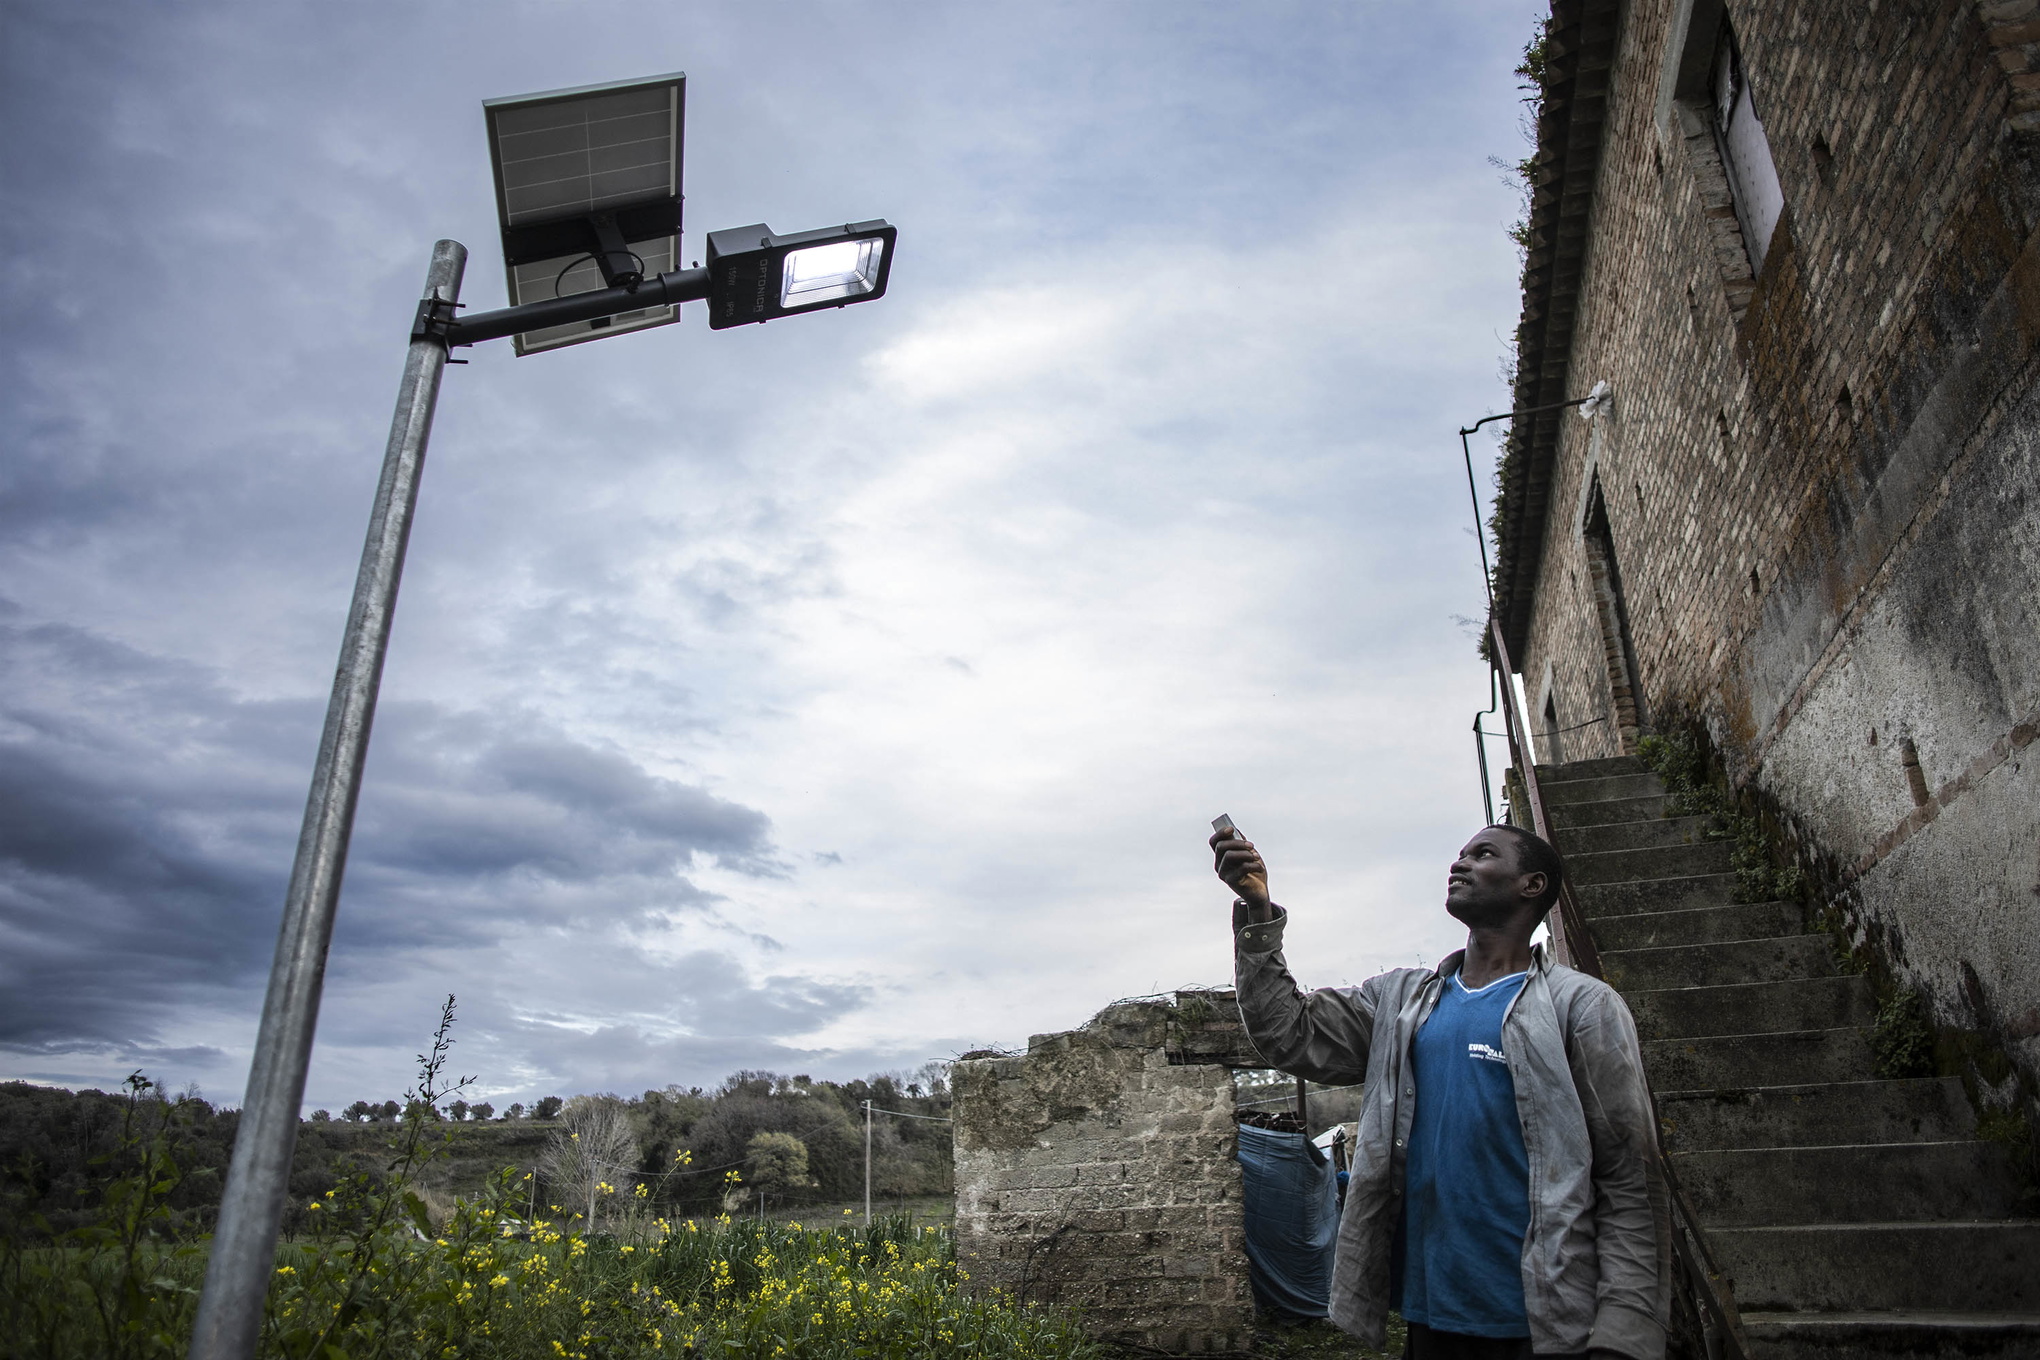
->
xmin=306 ymin=1201 xmax=322 ymax=1211
xmin=489 ymin=1274 xmax=510 ymax=1287
xmin=274 ymin=1265 xmax=295 ymax=1276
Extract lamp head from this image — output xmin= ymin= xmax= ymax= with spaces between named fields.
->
xmin=706 ymin=221 xmax=897 ymax=330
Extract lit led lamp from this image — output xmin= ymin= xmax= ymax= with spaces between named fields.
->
xmin=705 ymin=222 xmax=896 ymax=330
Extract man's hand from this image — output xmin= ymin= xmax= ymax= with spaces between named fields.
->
xmin=1210 ymin=827 xmax=1271 ymax=921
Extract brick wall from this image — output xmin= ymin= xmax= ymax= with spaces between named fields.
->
xmin=951 ymin=991 xmax=1260 ymax=1353
xmin=1509 ymin=0 xmax=2040 ymax=1088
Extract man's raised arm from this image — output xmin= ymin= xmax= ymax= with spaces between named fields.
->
xmin=1211 ymin=825 xmax=1376 ymax=1087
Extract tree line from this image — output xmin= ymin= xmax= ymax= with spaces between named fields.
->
xmin=327 ymin=1094 xmax=564 ymax=1123
xmin=0 ymin=1064 xmax=953 ymax=1240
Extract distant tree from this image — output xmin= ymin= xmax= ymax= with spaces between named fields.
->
xmin=448 ymin=1099 xmax=469 ymax=1122
xmin=717 ymin=1072 xmax=776 ymax=1101
xmin=309 ymin=1109 xmax=332 ymax=1123
xmin=742 ymin=1131 xmax=816 ymax=1207
xmin=914 ymin=1061 xmax=951 ymax=1099
xmin=470 ymin=1101 xmax=495 ymax=1121
xmin=378 ymin=1100 xmax=400 ymax=1122
xmin=539 ymin=1096 xmax=638 ymax=1229
xmin=342 ymin=1100 xmax=375 ymax=1123
xmin=633 ymin=1085 xmax=712 ymax=1181
xmin=506 ymin=1102 xmax=526 ymax=1120
xmin=533 ymin=1095 xmax=564 ymax=1121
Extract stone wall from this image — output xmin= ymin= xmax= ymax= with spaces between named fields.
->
xmin=951 ymin=990 xmax=1261 ymax=1353
xmin=1507 ymin=0 xmax=2040 ymax=1091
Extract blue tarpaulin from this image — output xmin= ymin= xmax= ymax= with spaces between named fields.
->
xmin=1236 ymin=1122 xmax=1340 ymax=1319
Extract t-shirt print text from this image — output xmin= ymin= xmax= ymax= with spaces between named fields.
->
xmin=1467 ymin=1042 xmax=1508 ymax=1064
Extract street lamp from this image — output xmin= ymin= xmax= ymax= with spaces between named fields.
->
xmin=186 ymin=73 xmax=898 ymax=1360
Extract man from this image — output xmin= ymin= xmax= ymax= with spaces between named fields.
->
xmin=1211 ymin=822 xmax=1669 ymax=1360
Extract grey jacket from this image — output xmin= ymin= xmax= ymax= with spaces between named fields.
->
xmin=1234 ymin=904 xmax=1670 ymax=1359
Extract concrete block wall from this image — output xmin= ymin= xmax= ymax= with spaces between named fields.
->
xmin=1512 ymin=0 xmax=2040 ymax=1091
xmin=951 ymin=991 xmax=1261 ymax=1353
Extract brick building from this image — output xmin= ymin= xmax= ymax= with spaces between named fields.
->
xmin=1495 ymin=0 xmax=2040 ymax=1105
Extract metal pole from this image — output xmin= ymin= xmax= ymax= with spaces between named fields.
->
xmin=188 ymin=240 xmax=467 ymax=1360
xmin=863 ymin=1100 xmax=872 ymax=1225
xmin=1294 ymin=1076 xmax=1310 ymax=1132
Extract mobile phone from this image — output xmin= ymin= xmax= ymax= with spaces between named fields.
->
xmin=1212 ymin=814 xmax=1238 ymax=837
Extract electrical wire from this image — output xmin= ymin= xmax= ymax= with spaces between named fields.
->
xmin=552 ymin=250 xmax=647 ymax=297
xmin=863 ymin=1105 xmax=952 ymax=1123
xmin=1234 ymin=1081 xmax=1363 ymax=1108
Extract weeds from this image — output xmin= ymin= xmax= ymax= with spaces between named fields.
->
xmin=1870 ymin=991 xmax=1936 ymax=1080
xmin=1635 ymin=731 xmax=1806 ymax=903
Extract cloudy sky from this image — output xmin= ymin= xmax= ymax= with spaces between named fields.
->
xmin=1 ymin=0 xmax=1540 ymax=1110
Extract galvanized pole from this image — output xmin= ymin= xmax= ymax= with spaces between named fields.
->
xmin=863 ymin=1100 xmax=872 ymax=1225
xmin=188 ymin=240 xmax=467 ymax=1360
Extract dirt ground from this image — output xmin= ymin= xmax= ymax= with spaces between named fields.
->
xmin=1247 ymin=1315 xmax=1404 ymax=1360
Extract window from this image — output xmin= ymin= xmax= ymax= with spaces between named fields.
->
xmin=1582 ymin=480 xmax=1647 ymax=753
xmin=1711 ymin=27 xmax=1784 ymax=271
xmin=1660 ymin=4 xmax=1788 ymax=309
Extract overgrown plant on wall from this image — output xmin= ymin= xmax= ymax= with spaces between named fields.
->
xmin=1635 ymin=730 xmax=1806 ymax=903
xmin=1480 ymin=12 xmax=1558 ymax=630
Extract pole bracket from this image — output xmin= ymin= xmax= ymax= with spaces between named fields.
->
xmin=411 ymin=292 xmax=466 ymax=347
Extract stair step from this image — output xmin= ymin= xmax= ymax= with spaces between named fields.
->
xmin=1644 ymin=1028 xmax=1875 ymax=1089
xmin=1713 ymin=1220 xmax=2040 ymax=1312
xmin=1547 ymin=792 xmax=1665 ymax=830
xmin=1593 ymin=901 xmax=1803 ymax=950
xmin=1741 ymin=1311 xmax=2040 ymax=1360
xmin=1628 ymin=975 xmax=1873 ymax=1040
xmin=1576 ymin=872 xmax=1736 ymax=916
xmin=1537 ymin=771 xmax=1664 ymax=806
xmin=1568 ymin=839 xmax=1735 ymax=886
xmin=1554 ymin=814 xmax=1715 ymax=856
xmin=1672 ymin=1140 xmax=2023 ymax=1226
xmin=1657 ymin=1077 xmax=1976 ymax=1151
xmin=1538 ymin=756 xmax=1647 ymax=782
xmin=1602 ymin=935 xmax=1838 ymax=991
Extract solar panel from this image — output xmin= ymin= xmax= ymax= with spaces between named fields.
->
xmin=483 ymin=73 xmax=686 ymax=355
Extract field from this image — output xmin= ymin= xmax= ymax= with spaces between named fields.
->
xmin=1 ymin=1055 xmax=1386 ymax=1359
xmin=4 ymin=1191 xmax=1093 ymax=1360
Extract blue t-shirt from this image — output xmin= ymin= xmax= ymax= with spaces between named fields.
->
xmin=1396 ymin=969 xmax=1531 ymax=1338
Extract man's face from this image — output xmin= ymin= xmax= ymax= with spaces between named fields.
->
xmin=1445 ymin=829 xmax=1542 ymax=929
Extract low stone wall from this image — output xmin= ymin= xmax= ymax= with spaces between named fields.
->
xmin=951 ymin=990 xmax=1262 ymax=1353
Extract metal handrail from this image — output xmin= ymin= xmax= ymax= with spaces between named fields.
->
xmin=1484 ymin=616 xmax=1750 ymax=1360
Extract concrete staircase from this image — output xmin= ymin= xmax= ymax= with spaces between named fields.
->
xmin=1538 ymin=754 xmax=2040 ymax=1360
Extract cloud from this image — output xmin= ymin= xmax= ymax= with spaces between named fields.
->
xmin=0 ymin=611 xmax=785 ymax=1072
